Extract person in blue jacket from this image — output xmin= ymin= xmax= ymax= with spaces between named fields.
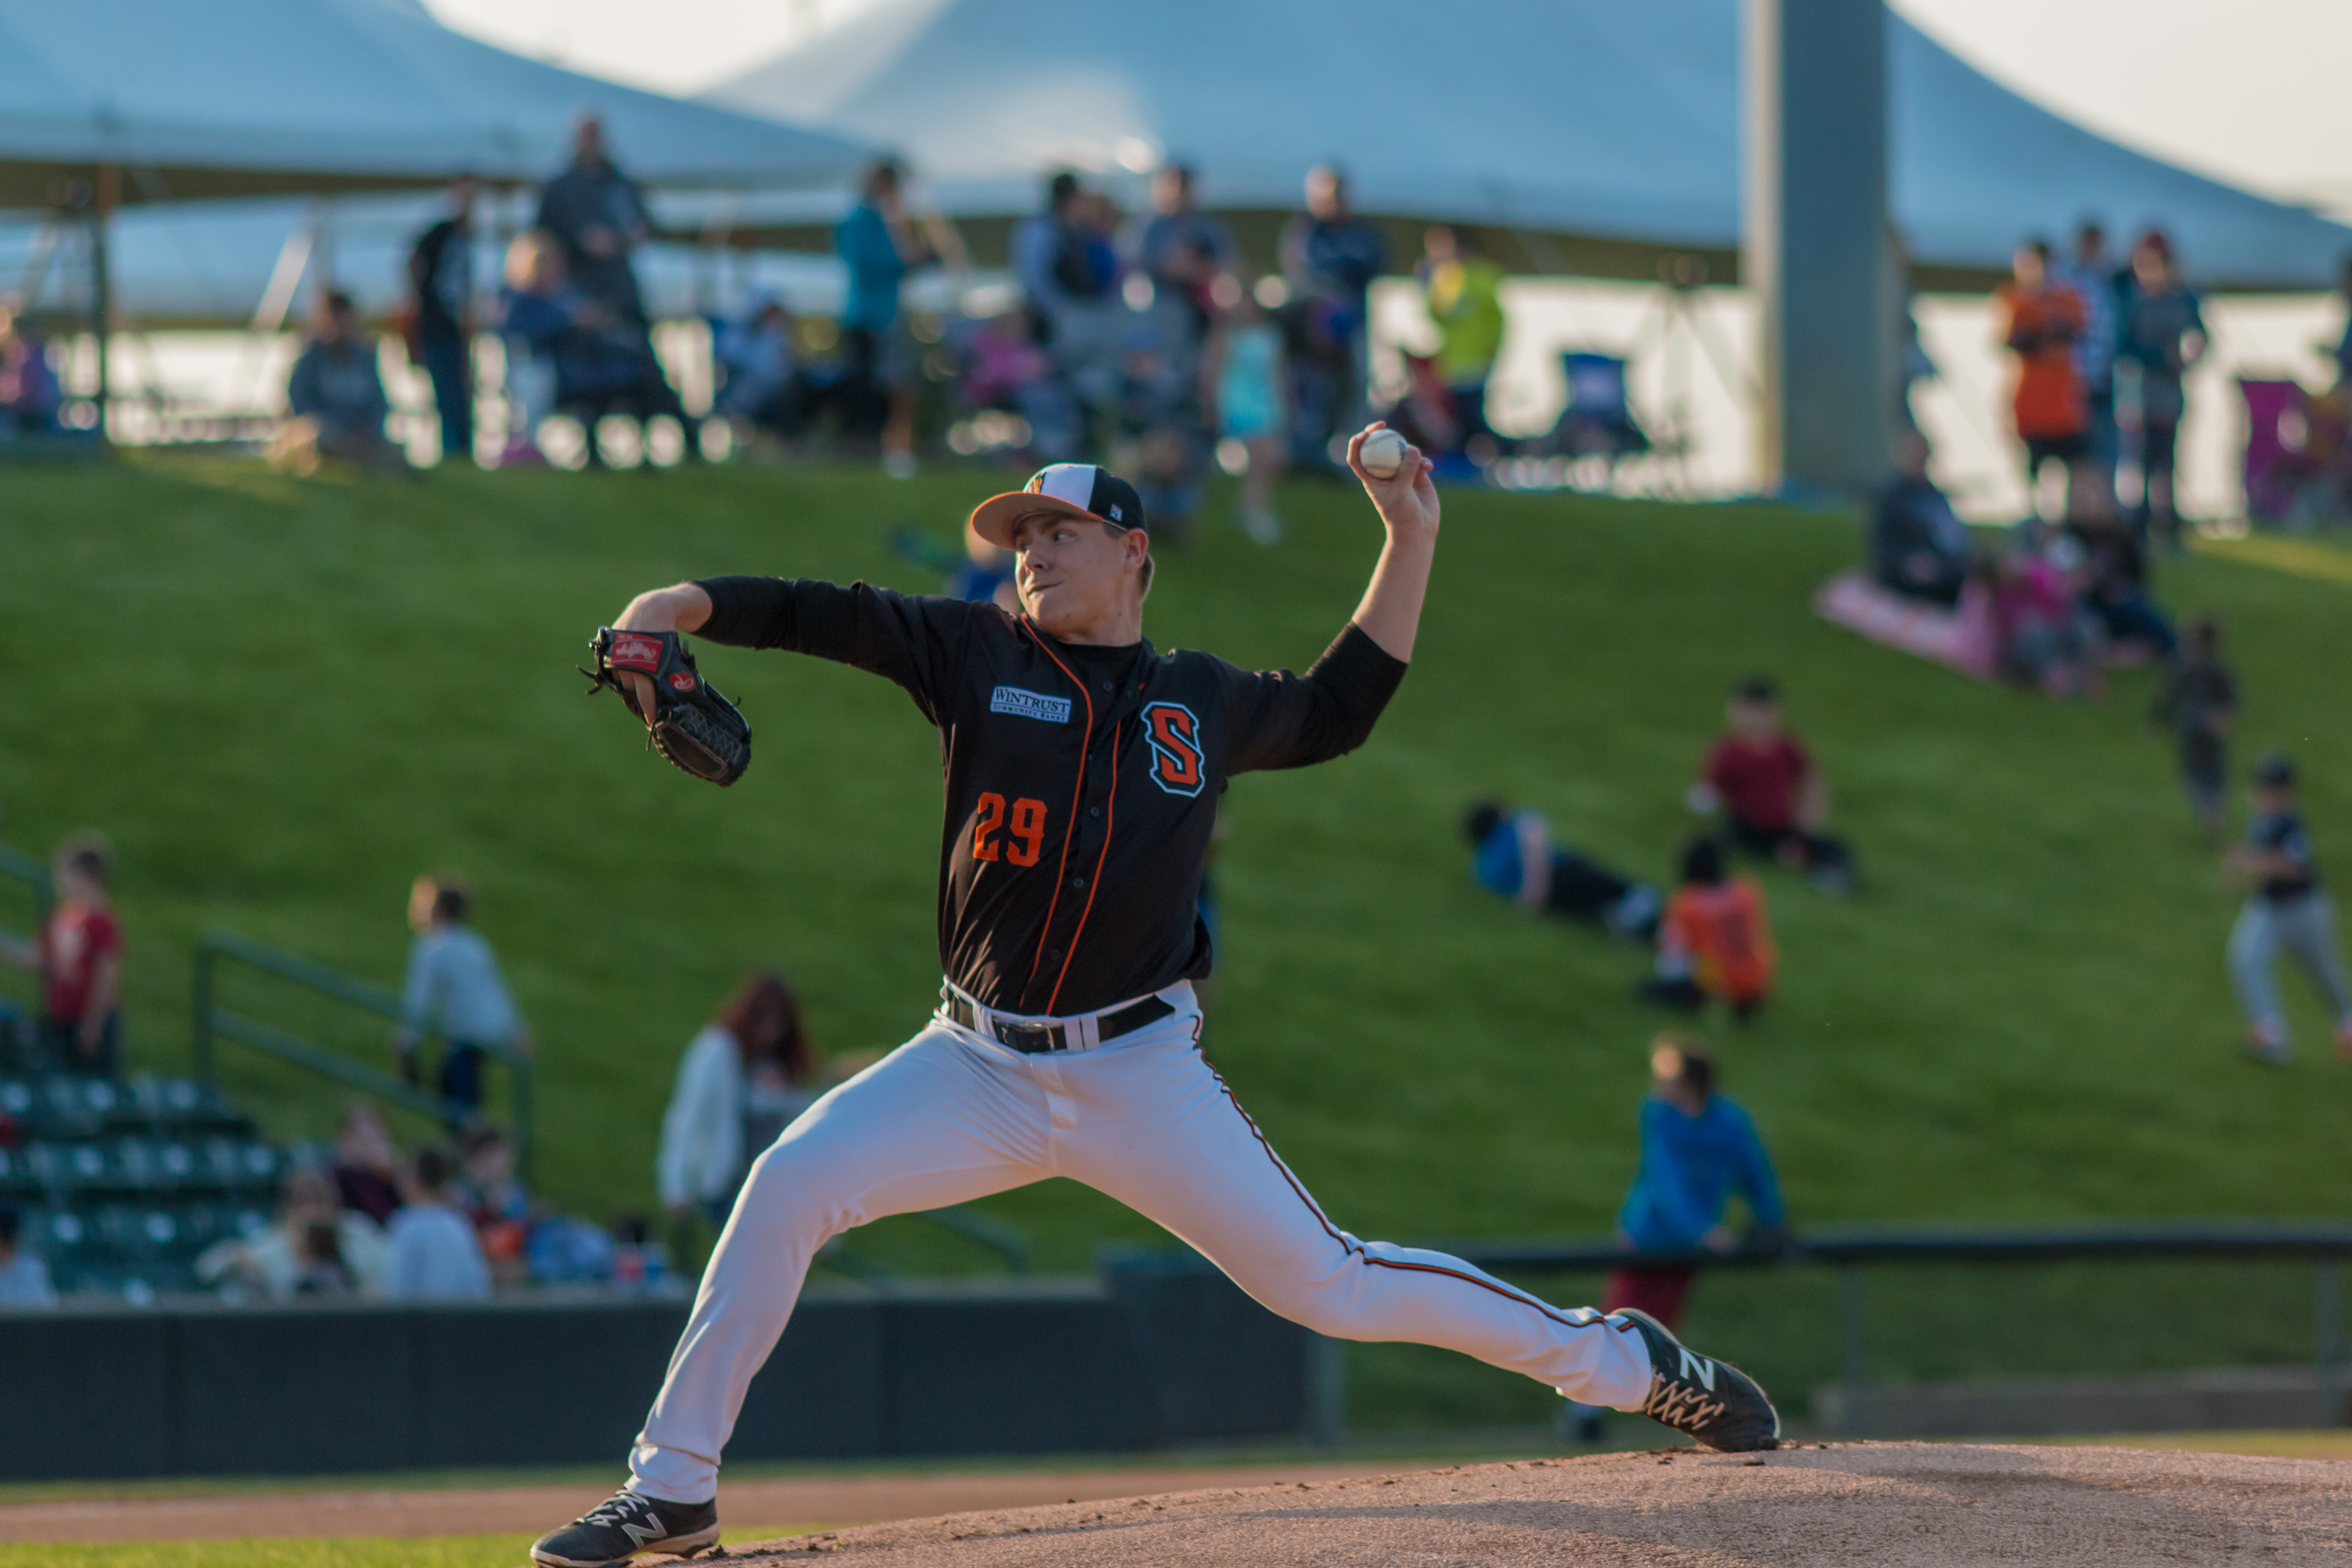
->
xmin=1462 ymin=800 xmax=1660 ymax=941
xmin=1568 ymin=1038 xmax=1784 ymax=1442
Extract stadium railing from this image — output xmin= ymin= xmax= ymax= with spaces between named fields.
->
xmin=191 ymin=928 xmax=536 ymax=1181
xmin=1387 ymin=1222 xmax=2352 ymax=1442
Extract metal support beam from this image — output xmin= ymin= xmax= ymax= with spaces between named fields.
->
xmin=1306 ymin=1335 xmax=1347 ymax=1448
xmin=1743 ymin=0 xmax=1894 ymax=499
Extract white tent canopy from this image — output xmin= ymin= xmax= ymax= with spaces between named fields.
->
xmin=705 ymin=0 xmax=2350 ymax=289
xmin=0 ymin=0 xmax=869 ymax=209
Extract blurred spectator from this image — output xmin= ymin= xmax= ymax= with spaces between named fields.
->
xmin=495 ymin=231 xmax=565 ymax=466
xmin=1280 ymin=165 xmax=1386 ymax=468
xmin=1689 ymin=678 xmax=1854 ymax=894
xmin=536 ymin=113 xmax=652 ymax=324
xmin=657 ymin=971 xmax=819 ymax=1231
xmin=711 ymin=294 xmax=806 ymax=443
xmin=2054 ymin=218 xmax=2124 ymax=497
xmin=2152 ymin=617 xmax=2237 ymax=839
xmin=197 ymin=1165 xmax=389 ymax=1301
xmin=1418 ymin=227 xmax=1504 ymax=459
xmin=0 ymin=833 xmax=122 ymax=1076
xmin=0 ymin=299 xmax=59 ymax=435
xmin=332 ymin=1102 xmax=403 ymax=1225
xmin=1116 ymin=235 xmax=1217 ymax=543
xmin=836 ymin=158 xmax=940 ymax=478
xmin=2068 ymin=496 xmax=2175 ymax=658
xmin=1984 ymin=521 xmax=2099 ymax=697
xmin=407 ymin=174 xmax=480 ymax=467
xmin=1995 ymin=239 xmax=2087 ymax=521
xmin=2225 ymin=754 xmax=2352 ymax=1066
xmin=1138 ymin=163 xmax=1236 ymax=297
xmin=2334 ymin=257 xmax=2352 ymax=388
xmin=396 ymin=873 xmax=529 ymax=1115
xmin=0 ymin=1202 xmax=57 ymax=1307
xmin=458 ymin=1123 xmax=530 ymax=1288
xmin=1461 ymin=800 xmax=1660 ymax=941
xmin=269 ymin=290 xmax=404 ymax=476
xmin=944 ymin=520 xmax=1020 ymax=612
xmin=1011 ymin=171 xmax=1085 ymax=345
xmin=1013 ymin=172 xmax=1122 ymax=449
xmin=1868 ymin=430 xmax=1972 ymax=606
xmin=385 ymin=1145 xmax=492 ymax=1301
xmin=1207 ymin=277 xmax=1289 ymax=543
xmin=2116 ymin=230 xmax=2207 ymax=549
xmin=1565 ymin=1038 xmax=1783 ymax=1442
xmin=1641 ymin=838 xmax=1777 ymax=1020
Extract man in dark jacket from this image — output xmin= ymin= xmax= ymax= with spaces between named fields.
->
xmin=407 ymin=175 xmax=479 ymax=466
xmin=535 ymin=114 xmax=652 ymax=324
xmin=1868 ymin=432 xmax=1971 ymax=606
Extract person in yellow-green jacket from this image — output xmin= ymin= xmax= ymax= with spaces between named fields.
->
xmin=1420 ymin=225 xmax=1506 ymax=457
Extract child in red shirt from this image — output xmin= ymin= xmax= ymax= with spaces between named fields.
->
xmin=1 ymin=836 xmax=124 ymax=1075
xmin=1690 ymin=677 xmax=1855 ymax=894
xmin=1642 ymin=838 xmax=1778 ymax=1021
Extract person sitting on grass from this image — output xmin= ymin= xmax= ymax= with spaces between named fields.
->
xmin=2225 ymin=754 xmax=2352 ymax=1066
xmin=0 ymin=833 xmax=124 ymax=1077
xmin=1867 ymin=431 xmax=1972 ymax=607
xmin=1461 ymin=800 xmax=1660 ymax=941
xmin=385 ymin=1145 xmax=492 ymax=1302
xmin=268 ymin=290 xmax=407 ymax=476
xmin=395 ymin=873 xmax=530 ymax=1115
xmin=1640 ymin=837 xmax=1777 ymax=1022
xmin=1688 ymin=678 xmax=1854 ymax=894
xmin=1564 ymin=1038 xmax=1785 ymax=1443
xmin=330 ymin=1102 xmax=403 ymax=1226
xmin=0 ymin=1202 xmax=57 ymax=1308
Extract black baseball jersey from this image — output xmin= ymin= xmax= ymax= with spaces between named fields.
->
xmin=696 ymin=576 xmax=1407 ymax=1016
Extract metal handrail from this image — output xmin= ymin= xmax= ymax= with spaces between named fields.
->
xmin=191 ymin=928 xmax=534 ymax=1181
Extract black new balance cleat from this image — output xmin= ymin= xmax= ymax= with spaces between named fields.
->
xmin=1615 ymin=1306 xmax=1780 ymax=1452
xmin=531 ymin=1489 xmax=720 ymax=1567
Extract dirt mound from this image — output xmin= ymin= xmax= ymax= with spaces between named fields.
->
xmin=715 ymin=1442 xmax=2352 ymax=1567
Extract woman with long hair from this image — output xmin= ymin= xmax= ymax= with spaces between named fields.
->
xmin=656 ymin=972 xmax=818 ymax=1237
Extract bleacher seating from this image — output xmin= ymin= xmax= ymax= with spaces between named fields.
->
xmin=0 ymin=1066 xmax=284 ymax=1301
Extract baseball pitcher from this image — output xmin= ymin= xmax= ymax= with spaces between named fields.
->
xmin=535 ymin=426 xmax=1777 ymax=1568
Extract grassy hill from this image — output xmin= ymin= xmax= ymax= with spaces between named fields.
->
xmin=4 ymin=453 xmax=2349 ymax=1427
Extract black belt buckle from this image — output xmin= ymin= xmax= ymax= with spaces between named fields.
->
xmin=995 ymin=1020 xmax=1063 ymax=1054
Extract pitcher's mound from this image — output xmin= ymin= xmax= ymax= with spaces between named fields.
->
xmin=715 ymin=1442 xmax=2352 ymax=1566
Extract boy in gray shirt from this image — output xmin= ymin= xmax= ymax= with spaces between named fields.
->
xmin=398 ymin=876 xmax=529 ymax=1111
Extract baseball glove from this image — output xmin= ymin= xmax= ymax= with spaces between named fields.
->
xmin=582 ymin=628 xmax=753 ymax=787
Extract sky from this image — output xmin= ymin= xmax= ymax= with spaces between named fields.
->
xmin=421 ymin=0 xmax=2352 ymax=212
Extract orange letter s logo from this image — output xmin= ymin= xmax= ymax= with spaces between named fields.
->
xmin=1141 ymin=702 xmax=1206 ymax=797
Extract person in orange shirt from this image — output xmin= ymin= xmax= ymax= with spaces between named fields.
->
xmin=1996 ymin=239 xmax=2089 ymax=518
xmin=1641 ymin=837 xmax=1777 ymax=1022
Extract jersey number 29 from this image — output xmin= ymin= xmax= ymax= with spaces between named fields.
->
xmin=973 ymin=793 xmax=1047 ymax=867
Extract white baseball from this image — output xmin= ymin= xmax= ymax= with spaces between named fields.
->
xmin=1359 ymin=427 xmax=1408 ymax=479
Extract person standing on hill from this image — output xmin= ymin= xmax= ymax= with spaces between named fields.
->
xmin=532 ymin=431 xmax=1778 ymax=1568
xmin=1418 ymin=226 xmax=1505 ymax=458
xmin=2116 ymin=230 xmax=2207 ymax=550
xmin=2053 ymin=219 xmax=2124 ymax=499
xmin=2151 ymin=616 xmax=2236 ymax=839
xmin=835 ymin=158 xmax=939 ymax=479
xmin=1689 ymin=678 xmax=1854 ymax=894
xmin=1565 ymin=1039 xmax=1785 ymax=1442
xmin=395 ymin=875 xmax=530 ymax=1114
xmin=407 ymin=174 xmax=479 ymax=467
xmin=1280 ymin=165 xmax=1387 ymax=467
xmin=2226 ymin=755 xmax=2352 ymax=1066
xmin=536 ymin=114 xmax=652 ymax=326
xmin=0 ymin=835 xmax=123 ymax=1076
xmin=1996 ymin=239 xmax=2089 ymax=521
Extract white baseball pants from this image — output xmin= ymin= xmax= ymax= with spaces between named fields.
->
xmin=628 ymin=982 xmax=1653 ymax=1501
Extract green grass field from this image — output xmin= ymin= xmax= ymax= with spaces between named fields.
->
xmin=4 ymin=453 xmax=2350 ymax=1426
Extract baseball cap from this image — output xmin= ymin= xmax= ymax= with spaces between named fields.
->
xmin=2254 ymin=752 xmax=2296 ymax=788
xmin=969 ymin=464 xmax=1148 ymax=549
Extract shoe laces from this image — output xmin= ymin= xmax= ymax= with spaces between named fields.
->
xmin=1643 ymin=1375 xmax=1730 ymax=1432
xmin=582 ymin=1491 xmax=660 ymax=1529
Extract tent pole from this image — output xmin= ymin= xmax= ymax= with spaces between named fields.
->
xmin=91 ymin=164 xmax=119 ymax=445
xmin=1743 ymin=0 xmax=1892 ymax=499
